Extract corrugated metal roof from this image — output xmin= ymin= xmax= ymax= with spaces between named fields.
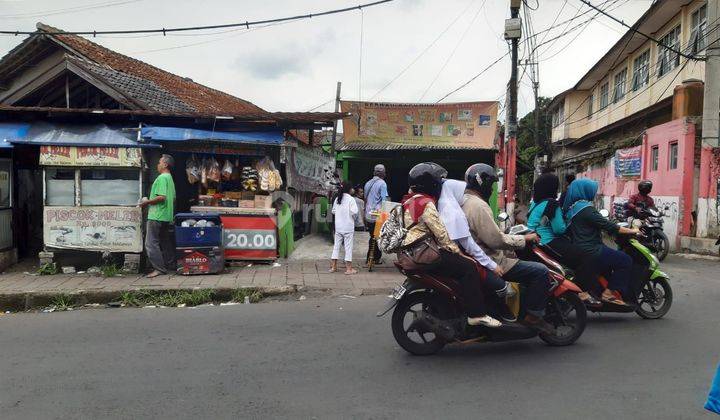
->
xmin=335 ymin=134 xmax=496 ymax=151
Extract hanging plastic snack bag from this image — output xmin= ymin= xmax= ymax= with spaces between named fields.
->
xmin=208 ymin=157 xmax=221 ymax=182
xmin=222 ymin=159 xmax=234 ymax=181
xmin=186 ymin=155 xmax=200 ymax=184
xmin=201 ymin=157 xmax=209 ymax=188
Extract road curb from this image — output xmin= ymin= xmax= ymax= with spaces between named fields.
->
xmin=0 ymin=285 xmax=299 ymax=313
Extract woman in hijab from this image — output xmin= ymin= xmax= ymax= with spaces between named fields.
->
xmin=438 ymin=179 xmax=517 ymax=321
xmin=528 ymin=174 xmax=601 ymax=306
xmin=402 ymin=168 xmax=501 ymax=328
xmin=563 ymin=178 xmax=639 ymax=306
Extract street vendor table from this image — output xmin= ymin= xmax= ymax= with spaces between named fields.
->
xmin=190 ymin=206 xmax=277 ymax=261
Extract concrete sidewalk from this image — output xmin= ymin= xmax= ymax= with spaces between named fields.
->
xmin=0 ymin=259 xmax=402 ymax=296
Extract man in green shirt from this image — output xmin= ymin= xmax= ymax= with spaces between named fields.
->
xmin=139 ymin=154 xmax=176 ymax=278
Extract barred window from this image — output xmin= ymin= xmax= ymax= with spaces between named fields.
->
xmin=613 ymin=68 xmax=627 ymax=103
xmin=632 ymin=49 xmax=650 ymax=91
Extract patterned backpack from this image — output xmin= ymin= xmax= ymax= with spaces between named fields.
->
xmin=378 ymin=205 xmax=407 ymax=253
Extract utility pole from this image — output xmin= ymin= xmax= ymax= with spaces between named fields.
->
xmin=331 ymin=81 xmax=342 ymax=155
xmin=504 ymin=0 xmax=522 ymax=222
xmin=698 ymin=0 xmax=720 ymax=238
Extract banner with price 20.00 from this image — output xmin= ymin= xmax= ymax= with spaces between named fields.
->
xmin=220 ymin=215 xmax=277 ymax=260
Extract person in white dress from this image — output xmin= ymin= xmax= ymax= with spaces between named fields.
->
xmin=330 ymin=182 xmax=359 ymax=275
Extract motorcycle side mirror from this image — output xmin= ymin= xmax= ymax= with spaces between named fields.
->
xmin=599 ymin=209 xmax=610 ymax=218
xmin=498 ymin=212 xmax=509 ymax=222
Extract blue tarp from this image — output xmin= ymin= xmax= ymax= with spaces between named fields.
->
xmin=7 ymin=122 xmax=158 ymax=148
xmin=0 ymin=123 xmax=30 ymax=148
xmin=141 ymin=125 xmax=284 ymax=145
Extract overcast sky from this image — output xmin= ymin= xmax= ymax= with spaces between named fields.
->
xmin=0 ymin=0 xmax=654 ymax=118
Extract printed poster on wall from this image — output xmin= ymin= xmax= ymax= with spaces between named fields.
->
xmin=341 ymin=101 xmax=498 ymax=148
xmin=286 ymin=144 xmax=335 ymax=195
xmin=43 ymin=206 xmax=143 ymax=252
xmin=40 ymin=146 xmax=142 ymax=167
xmin=614 ymin=146 xmax=641 ymax=178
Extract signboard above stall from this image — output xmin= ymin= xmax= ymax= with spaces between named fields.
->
xmin=39 ymin=146 xmax=142 ymax=167
xmin=341 ymin=101 xmax=498 ymax=149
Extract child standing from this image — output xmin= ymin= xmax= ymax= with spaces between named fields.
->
xmin=330 ymin=182 xmax=359 ymax=275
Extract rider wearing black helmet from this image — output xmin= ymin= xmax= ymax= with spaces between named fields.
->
xmin=402 ymin=162 xmax=501 ymax=328
xmin=627 ymin=180 xmax=655 ymax=219
xmin=461 ymin=163 xmax=555 ymax=334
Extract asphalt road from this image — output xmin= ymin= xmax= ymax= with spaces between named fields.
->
xmin=1 ymin=255 xmax=719 ymax=419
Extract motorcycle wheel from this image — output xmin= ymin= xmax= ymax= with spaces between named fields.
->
xmin=653 ymin=231 xmax=670 ymax=261
xmin=391 ymin=292 xmax=451 ymax=356
xmin=539 ymin=292 xmax=587 ymax=346
xmin=635 ymin=277 xmax=673 ymax=319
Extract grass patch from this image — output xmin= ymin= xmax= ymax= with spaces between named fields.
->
xmin=101 ymin=264 xmax=121 ymax=278
xmin=50 ymin=294 xmax=74 ymax=311
xmin=231 ymin=288 xmax=263 ymax=303
xmin=119 ymin=289 xmax=217 ymax=307
xmin=37 ymin=263 xmax=60 ymax=276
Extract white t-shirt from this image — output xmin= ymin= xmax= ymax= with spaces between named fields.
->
xmin=332 ymin=193 xmax=359 ymax=233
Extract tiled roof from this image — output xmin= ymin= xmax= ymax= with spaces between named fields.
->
xmin=35 ymin=23 xmax=266 ymax=115
xmin=67 ymin=56 xmax=195 ymax=113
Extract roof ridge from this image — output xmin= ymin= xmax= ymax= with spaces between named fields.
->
xmin=35 ymin=22 xmax=266 ymax=114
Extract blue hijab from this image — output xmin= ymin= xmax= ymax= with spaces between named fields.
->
xmin=563 ymin=178 xmax=599 ymax=221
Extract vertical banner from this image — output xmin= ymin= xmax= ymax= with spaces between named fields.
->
xmin=341 ymin=101 xmax=498 ymax=149
xmin=615 ymin=146 xmax=642 ymax=178
xmin=286 ymin=143 xmax=336 ymax=195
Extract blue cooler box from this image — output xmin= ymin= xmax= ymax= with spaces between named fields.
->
xmin=175 ymin=213 xmax=223 ymax=248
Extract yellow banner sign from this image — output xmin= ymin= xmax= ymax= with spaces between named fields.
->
xmin=39 ymin=146 xmax=142 ymax=167
xmin=341 ymin=101 xmax=498 ymax=148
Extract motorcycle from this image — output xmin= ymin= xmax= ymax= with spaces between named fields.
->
xmin=525 ymin=209 xmax=672 ymax=319
xmin=613 ymin=202 xmax=670 ymax=261
xmin=377 ymin=251 xmax=587 ymax=356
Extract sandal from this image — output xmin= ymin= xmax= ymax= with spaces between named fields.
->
xmin=579 ymin=292 xmax=602 ymax=307
xmin=601 ymin=293 xmax=630 ymax=306
xmin=344 ymin=268 xmax=358 ymax=275
xmin=328 ymin=267 xmax=338 ymax=273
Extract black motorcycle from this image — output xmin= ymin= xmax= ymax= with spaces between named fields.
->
xmin=613 ymin=202 xmax=670 ymax=261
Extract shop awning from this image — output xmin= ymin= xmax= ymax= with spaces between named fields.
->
xmin=140 ymin=125 xmax=284 ymax=145
xmin=7 ymin=122 xmax=159 ymax=148
xmin=0 ymin=123 xmax=30 ymax=148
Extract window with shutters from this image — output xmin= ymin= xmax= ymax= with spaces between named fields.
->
xmin=632 ymin=49 xmax=650 ymax=91
xmin=657 ymin=26 xmax=681 ymax=77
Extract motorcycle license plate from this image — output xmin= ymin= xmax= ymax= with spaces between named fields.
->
xmin=392 ymin=285 xmax=407 ymax=300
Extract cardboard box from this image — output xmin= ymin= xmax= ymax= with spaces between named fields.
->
xmin=241 ymin=191 xmax=254 ymax=200
xmin=239 ymin=200 xmax=255 ymax=208
xmin=254 ymin=195 xmax=273 ymax=208
xmin=224 ymin=191 xmax=243 ymax=200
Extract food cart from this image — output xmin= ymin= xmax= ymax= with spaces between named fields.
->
xmin=141 ymin=126 xmax=285 ymax=261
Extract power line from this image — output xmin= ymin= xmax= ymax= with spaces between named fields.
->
xmin=368 ymin=0 xmax=474 ymax=101
xmin=577 ymin=0 xmax=701 ymax=61
xmin=0 ymin=0 xmax=141 ymax=19
xmin=0 ymin=0 xmax=395 ymax=35
xmin=435 ymin=0 xmax=622 ymax=103
xmin=418 ymin=0 xmax=485 ymax=101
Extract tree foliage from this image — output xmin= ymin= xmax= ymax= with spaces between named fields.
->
xmin=516 ymin=96 xmax=553 ymax=200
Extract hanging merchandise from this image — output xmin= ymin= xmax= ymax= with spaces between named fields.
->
xmin=186 ymin=155 xmax=200 ymax=184
xmin=201 ymin=157 xmax=209 ymax=188
xmin=231 ymin=158 xmax=242 ymax=182
xmin=256 ymin=156 xmax=283 ymax=192
xmin=221 ymin=159 xmax=234 ymax=181
xmin=208 ymin=157 xmax=221 ymax=183
xmin=241 ymin=166 xmax=259 ymax=191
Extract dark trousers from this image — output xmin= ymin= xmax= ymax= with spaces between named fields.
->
xmin=365 ymin=221 xmax=382 ymax=263
xmin=545 ymin=237 xmax=584 ymax=269
xmin=439 ymin=251 xmax=488 ymax=317
xmin=145 ymin=220 xmax=175 ymax=274
xmin=504 ymin=260 xmax=550 ymax=317
xmin=589 ymin=245 xmax=633 ymax=296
